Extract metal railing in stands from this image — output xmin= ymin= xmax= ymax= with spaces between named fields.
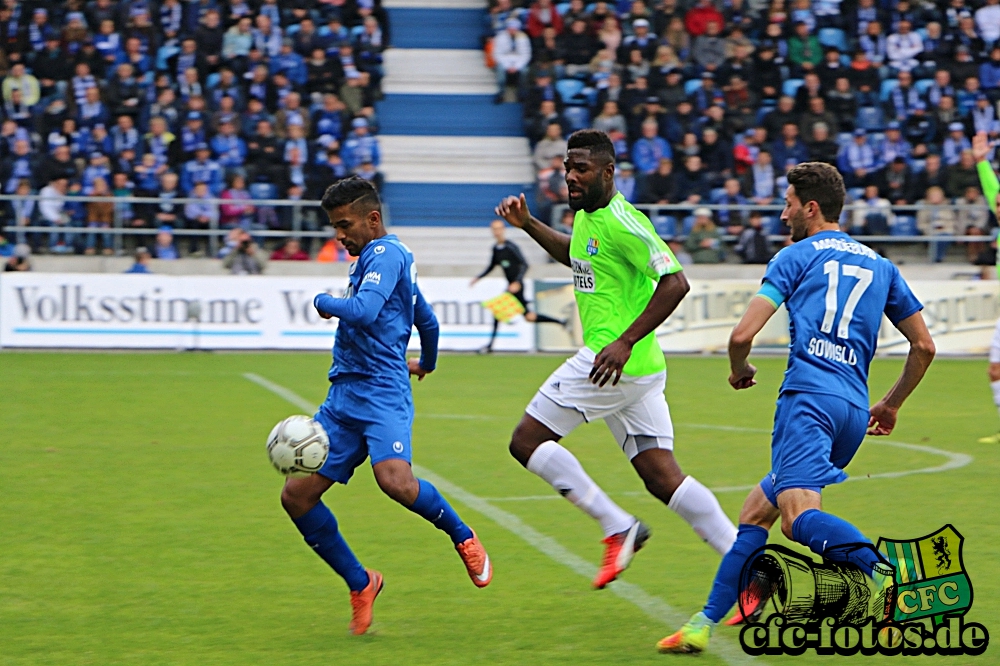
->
xmin=550 ymin=202 xmax=995 ymax=262
xmin=0 ymin=194 xmax=391 ymax=258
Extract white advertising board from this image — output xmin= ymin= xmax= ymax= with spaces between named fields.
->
xmin=536 ymin=279 xmax=997 ymax=355
xmin=0 ymin=273 xmax=535 ymax=351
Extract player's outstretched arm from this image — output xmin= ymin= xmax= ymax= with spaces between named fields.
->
xmin=868 ymin=312 xmax=936 ymax=436
xmin=590 ymin=271 xmax=690 ymax=387
xmin=495 ymin=193 xmax=571 ymax=267
xmin=728 ymin=297 xmax=779 ymax=390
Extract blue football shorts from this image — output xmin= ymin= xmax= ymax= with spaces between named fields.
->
xmin=760 ymin=390 xmax=869 ymax=507
xmin=313 ymin=376 xmax=413 ymax=484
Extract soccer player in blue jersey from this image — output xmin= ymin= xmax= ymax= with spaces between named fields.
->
xmin=279 ymin=177 xmax=492 ymax=636
xmin=658 ymin=162 xmax=937 ymax=654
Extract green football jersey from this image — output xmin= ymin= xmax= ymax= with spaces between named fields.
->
xmin=569 ymin=192 xmax=683 ymax=377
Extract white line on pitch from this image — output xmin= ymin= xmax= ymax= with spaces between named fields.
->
xmin=243 ymin=372 xmax=759 ymax=666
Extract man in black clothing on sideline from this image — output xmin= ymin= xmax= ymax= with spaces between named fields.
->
xmin=471 ymin=219 xmax=567 ymax=353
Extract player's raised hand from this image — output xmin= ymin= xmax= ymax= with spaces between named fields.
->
xmin=728 ymin=363 xmax=757 ymax=390
xmin=972 ymin=131 xmax=991 ymax=163
xmin=590 ymin=339 xmax=632 ymax=387
xmin=867 ymin=400 xmax=897 ymax=436
xmin=408 ymin=357 xmax=431 ymax=381
xmin=495 ymin=193 xmax=531 ymax=229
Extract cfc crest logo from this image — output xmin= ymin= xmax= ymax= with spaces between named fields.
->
xmin=587 ymin=237 xmax=600 ymax=255
xmin=877 ymin=524 xmax=973 ymax=624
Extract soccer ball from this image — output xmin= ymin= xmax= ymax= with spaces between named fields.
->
xmin=266 ymin=415 xmax=329 ymax=477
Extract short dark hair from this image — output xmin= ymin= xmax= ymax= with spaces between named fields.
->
xmin=787 ymin=162 xmax=846 ymax=223
xmin=320 ymin=176 xmax=382 ymax=215
xmin=567 ymin=129 xmax=615 ymax=165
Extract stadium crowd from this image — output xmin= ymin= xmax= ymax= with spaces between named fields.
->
xmin=0 ymin=0 xmax=387 ymax=258
xmin=489 ymin=0 xmax=1000 ymax=263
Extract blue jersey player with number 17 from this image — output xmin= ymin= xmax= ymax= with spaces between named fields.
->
xmin=279 ymin=177 xmax=492 ymax=637
xmin=659 ymin=162 xmax=937 ymax=654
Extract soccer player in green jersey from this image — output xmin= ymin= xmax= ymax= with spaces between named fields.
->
xmin=495 ymin=130 xmax=736 ymax=588
xmin=972 ymin=131 xmax=1000 ymax=443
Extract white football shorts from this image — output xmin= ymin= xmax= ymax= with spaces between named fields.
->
xmin=525 ymin=347 xmax=674 ymax=460
xmin=991 ymin=317 xmax=1000 ymax=363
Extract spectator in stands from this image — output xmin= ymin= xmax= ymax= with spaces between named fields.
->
xmin=699 ymin=127 xmax=732 ymax=186
xmin=183 ymin=182 xmax=218 ymax=256
xmin=342 ymin=118 xmax=381 ymax=171
xmin=807 ymin=123 xmax=840 ymax=165
xmin=593 ymin=101 xmax=628 ymax=135
xmin=881 ymin=122 xmax=913 ymax=164
xmin=527 ymin=0 xmax=564 ymax=39
xmin=762 ymin=96 xmax=797 ymax=141
xmin=977 ymin=0 xmax=1000 ymax=48
xmin=713 ymin=177 xmax=748 ymax=233
xmin=639 ymin=157 xmax=677 ymax=204
xmin=124 ymin=247 xmax=152 ymax=274
xmin=733 ymin=212 xmax=773 ymax=264
xmin=220 ymin=174 xmax=255 ymax=229
xmin=317 ymin=235 xmax=352 ymax=262
xmin=494 ymin=18 xmax=532 ymax=104
xmin=154 ymin=226 xmax=179 ymax=260
xmin=839 ymin=129 xmax=881 ymax=188
xmin=877 ymin=157 xmax=916 ymax=205
xmin=887 ymin=20 xmax=924 ymax=73
xmin=181 ymin=144 xmax=224 ymax=196
xmin=904 ymin=102 xmax=938 ymax=149
xmin=946 ymin=149 xmax=980 ymax=197
xmin=39 ymin=177 xmax=72 ymax=253
xmin=692 ymin=20 xmax=726 ymax=74
xmin=685 ymin=207 xmax=723 ymax=263
xmin=614 ymin=161 xmax=639 ymax=202
xmin=800 ymin=97 xmax=839 ymax=141
xmin=84 ymin=176 xmax=114 ymax=255
xmin=788 ymin=21 xmax=822 ymax=75
xmin=632 ymin=119 xmax=671 ymax=174
xmin=4 ymin=243 xmax=31 ymax=272
xmin=771 ymin=122 xmax=809 ymax=173
xmin=956 ymin=185 xmax=990 ymax=261
xmin=150 ymin=172 xmax=182 ymax=230
xmin=271 ymin=238 xmax=310 ymax=261
xmin=2 ymin=64 xmax=40 ymax=107
xmin=676 ymin=154 xmax=711 ymax=203
xmin=685 ymin=0 xmax=724 ymax=38
xmin=916 ymin=186 xmax=958 ymax=261
xmin=223 ymin=229 xmax=266 ymax=274
xmin=534 ymin=122 xmax=567 ymax=171
xmin=851 ymin=184 xmax=894 ymax=235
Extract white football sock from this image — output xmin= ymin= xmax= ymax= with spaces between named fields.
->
xmin=667 ymin=475 xmax=738 ymax=555
xmin=527 ymin=440 xmax=634 ymax=537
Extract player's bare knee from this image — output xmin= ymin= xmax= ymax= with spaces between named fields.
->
xmin=373 ymin=464 xmax=419 ymax=505
xmin=280 ymin=483 xmax=318 ymax=518
xmin=989 ymin=364 xmax=1000 ymax=382
xmin=509 ymin=424 xmax=544 ymax=467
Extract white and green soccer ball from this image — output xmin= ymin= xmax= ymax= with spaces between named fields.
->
xmin=266 ymin=415 xmax=329 ymax=477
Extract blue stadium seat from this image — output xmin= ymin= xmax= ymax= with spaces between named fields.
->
xmin=710 ymin=187 xmax=726 ymax=202
xmin=818 ymin=28 xmax=847 ymax=51
xmin=681 ymin=215 xmax=696 ymax=236
xmin=563 ymin=106 xmax=590 ymax=131
xmin=555 ymin=78 xmax=585 ymax=102
xmin=782 ymin=79 xmax=804 ymax=98
xmin=580 ymin=86 xmax=597 ymax=106
xmin=556 ymin=2 xmax=571 ymax=15
xmin=915 ymin=79 xmax=934 ymax=96
xmin=206 ymin=72 xmax=220 ymax=89
xmin=684 ymin=79 xmax=702 ymax=96
xmin=286 ymin=23 xmax=301 ymax=35
xmin=837 ymin=132 xmax=854 ymax=147
xmin=847 ymin=187 xmax=866 ymax=201
xmin=250 ymin=182 xmax=278 ymax=200
xmin=880 ymin=78 xmax=900 ymax=102
xmin=652 ymin=215 xmax=676 ymax=238
xmin=856 ymin=106 xmax=884 ymax=130
xmin=891 ymin=215 xmax=918 ymax=236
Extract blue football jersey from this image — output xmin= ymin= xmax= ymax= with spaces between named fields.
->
xmin=315 ymin=234 xmax=438 ymax=384
xmin=762 ymin=231 xmax=923 ymax=409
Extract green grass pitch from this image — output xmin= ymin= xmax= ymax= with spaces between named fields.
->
xmin=0 ymin=351 xmax=997 ymax=665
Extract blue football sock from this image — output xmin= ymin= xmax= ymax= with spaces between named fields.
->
xmin=791 ymin=508 xmax=881 ymax=577
xmin=293 ymin=502 xmax=369 ymax=591
xmin=703 ymin=524 xmax=769 ymax=623
xmin=409 ymin=479 xmax=474 ymax=544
